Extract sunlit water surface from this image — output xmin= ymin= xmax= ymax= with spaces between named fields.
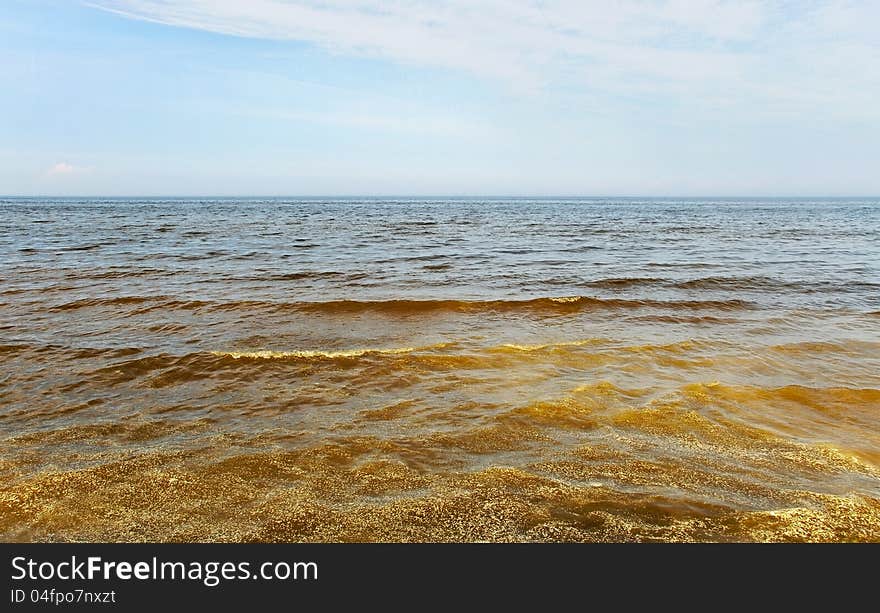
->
xmin=1 ymin=198 xmax=878 ymax=541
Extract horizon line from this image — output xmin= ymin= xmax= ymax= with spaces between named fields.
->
xmin=3 ymin=194 xmax=880 ymax=200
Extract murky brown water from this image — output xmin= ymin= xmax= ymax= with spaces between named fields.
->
xmin=1 ymin=198 xmax=878 ymax=541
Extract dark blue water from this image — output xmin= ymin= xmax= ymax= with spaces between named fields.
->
xmin=2 ymin=197 xmax=878 ymax=309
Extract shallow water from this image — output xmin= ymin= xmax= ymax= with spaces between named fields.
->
xmin=1 ymin=197 xmax=878 ymax=541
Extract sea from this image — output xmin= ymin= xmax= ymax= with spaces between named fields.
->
xmin=1 ymin=197 xmax=878 ymax=541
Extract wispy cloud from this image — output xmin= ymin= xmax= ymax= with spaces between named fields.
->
xmin=86 ymin=1 xmax=880 ymax=118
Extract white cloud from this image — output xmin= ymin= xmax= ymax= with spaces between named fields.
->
xmin=86 ymin=1 xmax=765 ymax=83
xmin=47 ymin=162 xmax=89 ymax=176
xmin=48 ymin=162 xmax=76 ymax=175
xmin=86 ymin=1 xmax=880 ymax=118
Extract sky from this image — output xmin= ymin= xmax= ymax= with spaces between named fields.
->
xmin=1 ymin=0 xmax=879 ymax=196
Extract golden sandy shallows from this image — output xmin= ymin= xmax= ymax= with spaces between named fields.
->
xmin=2 ymin=336 xmax=879 ymax=542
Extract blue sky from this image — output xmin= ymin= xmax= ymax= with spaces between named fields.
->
xmin=1 ymin=0 xmax=879 ymax=196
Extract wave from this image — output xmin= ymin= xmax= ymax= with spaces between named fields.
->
xmin=79 ymin=343 xmax=459 ymax=386
xmin=488 ymin=338 xmax=726 ymax=356
xmin=72 ymin=338 xmax=732 ymax=389
xmin=678 ymin=277 xmax=880 ymax=293
xmin=579 ymin=275 xmax=880 ymax=294
xmin=672 ymin=276 xmax=784 ymax=290
xmin=49 ymin=296 xmax=157 ymax=310
xmin=681 ymin=381 xmax=880 ymax=406
xmin=48 ymin=296 xmax=214 ymax=312
xmin=630 ymin=314 xmax=739 ymax=324
xmin=286 ymin=296 xmax=753 ymax=315
xmin=583 ymin=277 xmax=662 ymax=289
xmin=58 ymin=243 xmax=103 ymax=252
xmin=212 ymin=345 xmax=448 ymax=360
xmin=44 ymin=294 xmax=756 ymax=315
xmin=0 ymin=343 xmax=30 ymax=355
xmin=770 ymin=340 xmax=880 ymax=355
xmin=75 ymin=268 xmax=177 ymax=280
xmin=493 ymin=339 xmax=610 ymax=352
